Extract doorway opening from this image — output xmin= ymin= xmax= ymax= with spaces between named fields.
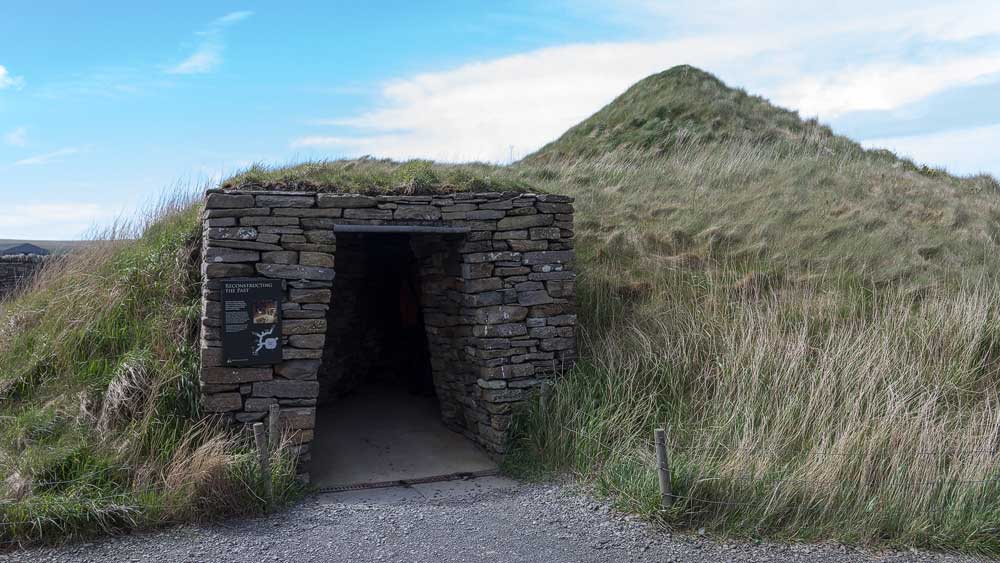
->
xmin=310 ymin=232 xmax=495 ymax=488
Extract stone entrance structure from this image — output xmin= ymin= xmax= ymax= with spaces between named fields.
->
xmin=199 ymin=188 xmax=576 ymax=470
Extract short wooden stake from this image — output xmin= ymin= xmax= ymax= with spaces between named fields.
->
xmin=253 ymin=422 xmax=272 ymax=509
xmin=655 ymin=427 xmax=673 ymax=509
xmin=268 ymin=403 xmax=281 ymax=453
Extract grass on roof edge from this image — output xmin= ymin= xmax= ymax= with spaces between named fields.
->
xmin=220 ymin=158 xmax=543 ymax=195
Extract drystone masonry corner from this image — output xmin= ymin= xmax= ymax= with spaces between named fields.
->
xmin=199 ymin=189 xmax=577 ymax=470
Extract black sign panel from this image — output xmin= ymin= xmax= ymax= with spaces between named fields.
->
xmin=221 ymin=278 xmax=283 ymax=365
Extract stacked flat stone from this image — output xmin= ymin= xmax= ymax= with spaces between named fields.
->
xmin=0 ymin=255 xmax=47 ymax=300
xmin=200 ymin=188 xmax=577 ymax=463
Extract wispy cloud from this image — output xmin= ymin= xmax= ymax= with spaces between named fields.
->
xmin=293 ymin=36 xmax=772 ymax=162
xmin=0 ymin=65 xmax=25 ymax=89
xmin=0 ymin=203 xmax=105 ymax=224
xmin=32 ymin=66 xmax=146 ymax=100
xmin=215 ymin=11 xmax=253 ymax=25
xmin=166 ymin=11 xmax=253 ymax=75
xmin=3 ymin=127 xmax=27 ymax=147
xmin=623 ymin=0 xmax=1000 ymax=44
xmin=775 ymin=53 xmax=1000 ymax=118
xmin=291 ymin=136 xmax=380 ymax=148
xmin=14 ymin=147 xmax=80 ymax=166
xmin=293 ymin=0 xmax=1000 ymax=163
xmin=167 ymin=49 xmax=222 ymax=75
xmin=0 ymin=203 xmax=112 ymax=240
xmin=863 ymin=123 xmax=1000 ymax=178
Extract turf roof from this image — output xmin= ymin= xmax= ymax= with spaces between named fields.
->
xmin=220 ymin=158 xmax=539 ymax=195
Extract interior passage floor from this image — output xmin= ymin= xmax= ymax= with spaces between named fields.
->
xmin=310 ymin=387 xmax=497 ymax=489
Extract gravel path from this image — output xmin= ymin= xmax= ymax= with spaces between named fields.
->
xmin=2 ymin=476 xmax=983 ymax=563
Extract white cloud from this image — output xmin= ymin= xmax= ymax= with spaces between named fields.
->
xmin=166 ymin=11 xmax=252 ymax=75
xmin=862 ymin=123 xmax=1000 ymax=178
xmin=0 ymin=203 xmax=113 ymax=240
xmin=0 ymin=65 xmax=24 ymax=89
xmin=14 ymin=147 xmax=80 ymax=166
xmin=627 ymin=0 xmax=1000 ymax=43
xmin=293 ymin=0 xmax=1000 ymax=164
xmin=167 ymin=47 xmax=222 ymax=75
xmin=291 ymin=136 xmax=380 ymax=149
xmin=775 ymin=53 xmax=1000 ymax=118
xmin=215 ymin=11 xmax=253 ymax=25
xmin=888 ymin=0 xmax=1000 ymax=41
xmin=0 ymin=203 xmax=104 ymax=224
xmin=32 ymin=67 xmax=144 ymax=100
xmin=294 ymin=36 xmax=777 ymax=162
xmin=3 ymin=127 xmax=27 ymax=147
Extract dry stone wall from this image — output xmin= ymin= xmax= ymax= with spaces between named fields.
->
xmin=200 ymin=189 xmax=577 ymax=466
xmin=0 ymin=255 xmax=46 ymax=300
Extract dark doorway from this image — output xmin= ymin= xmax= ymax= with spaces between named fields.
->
xmin=311 ymin=232 xmax=495 ymax=488
xmin=317 ymin=234 xmax=434 ymax=403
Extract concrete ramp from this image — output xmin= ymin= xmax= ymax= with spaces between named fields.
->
xmin=310 ymin=388 xmax=498 ymax=490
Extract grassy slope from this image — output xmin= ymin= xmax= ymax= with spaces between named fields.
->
xmin=507 ymin=67 xmax=1000 ymax=552
xmin=0 ymin=198 xmax=299 ymax=547
xmin=526 ymin=65 xmax=1000 ymax=287
xmin=525 ymin=65 xmax=835 ymax=163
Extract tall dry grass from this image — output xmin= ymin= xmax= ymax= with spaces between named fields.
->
xmin=0 ymin=190 xmax=302 ymax=547
xmin=509 ymin=141 xmax=1000 ymax=551
xmin=520 ymin=136 xmax=1000 ymax=288
xmin=512 ymin=255 xmax=1000 ymax=550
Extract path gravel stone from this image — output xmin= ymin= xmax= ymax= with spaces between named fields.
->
xmin=1 ymin=477 xmax=983 ymax=563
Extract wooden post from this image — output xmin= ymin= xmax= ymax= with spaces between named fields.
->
xmin=253 ymin=422 xmax=272 ymax=510
xmin=655 ymin=427 xmax=673 ymax=509
xmin=268 ymin=403 xmax=281 ymax=453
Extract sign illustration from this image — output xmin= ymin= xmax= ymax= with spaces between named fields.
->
xmin=221 ymin=278 xmax=283 ymax=365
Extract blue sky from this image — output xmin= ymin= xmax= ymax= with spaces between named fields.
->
xmin=2 ymin=0 xmax=1000 ymax=240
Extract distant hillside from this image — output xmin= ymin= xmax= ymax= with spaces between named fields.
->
xmin=0 ymin=239 xmax=94 ymax=255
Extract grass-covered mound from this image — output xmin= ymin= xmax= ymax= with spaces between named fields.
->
xmin=0 ymin=196 xmax=300 ymax=547
xmin=525 ymin=66 xmax=1000 ymax=288
xmin=222 ymin=158 xmax=535 ymax=195
xmin=525 ymin=65 xmax=845 ymax=164
xmin=506 ymin=67 xmax=1000 ymax=553
xmin=527 ymin=64 xmax=997 ymax=184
